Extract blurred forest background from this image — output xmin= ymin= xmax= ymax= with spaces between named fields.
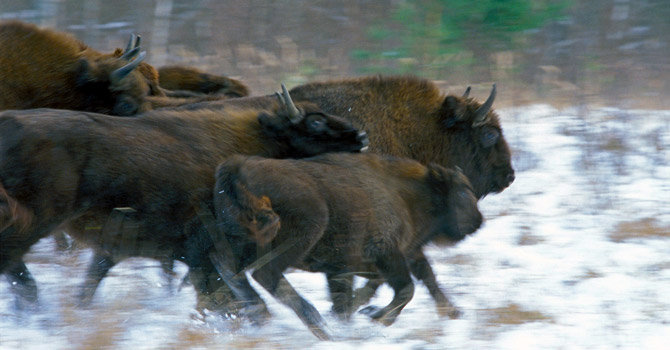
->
xmin=1 ymin=0 xmax=668 ymax=108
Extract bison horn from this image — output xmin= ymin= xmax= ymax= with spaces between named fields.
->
xmin=121 ymin=35 xmax=141 ymax=60
xmin=120 ymin=46 xmax=141 ymax=61
xmin=473 ymin=84 xmax=496 ymax=126
xmin=281 ymin=83 xmax=303 ymax=124
xmin=111 ymin=51 xmax=146 ymax=83
xmin=462 ymin=86 xmax=471 ymax=98
xmin=124 ymin=33 xmax=137 ymax=54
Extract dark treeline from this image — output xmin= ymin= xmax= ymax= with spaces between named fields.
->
xmin=0 ymin=0 xmax=667 ymax=107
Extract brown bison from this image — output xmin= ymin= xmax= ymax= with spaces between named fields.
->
xmin=158 ymin=65 xmax=250 ymax=97
xmin=0 ymin=88 xmax=368 ymax=312
xmin=288 ymin=77 xmax=514 ymax=199
xmin=211 ymin=153 xmax=483 ymax=339
xmin=0 ymin=20 xmax=155 ymax=116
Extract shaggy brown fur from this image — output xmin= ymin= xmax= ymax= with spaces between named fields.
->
xmin=212 ymin=153 xmax=482 ymax=338
xmin=158 ymin=65 xmax=250 ymax=97
xmin=0 ymin=20 xmax=154 ymax=116
xmin=0 ymin=100 xmax=368 ymax=312
xmin=288 ymin=76 xmax=515 ymax=199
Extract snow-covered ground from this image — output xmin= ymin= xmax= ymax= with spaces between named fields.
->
xmin=1 ymin=105 xmax=669 ymax=349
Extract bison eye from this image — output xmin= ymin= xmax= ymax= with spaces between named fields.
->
xmin=306 ymin=115 xmax=326 ymax=132
xmin=113 ymin=97 xmax=138 ymax=116
xmin=480 ymin=128 xmax=499 ymax=148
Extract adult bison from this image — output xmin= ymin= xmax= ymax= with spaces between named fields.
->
xmin=0 ymin=20 xmax=155 ymax=116
xmin=0 ymin=88 xmax=368 ymax=313
xmin=211 ymin=153 xmax=483 ymax=339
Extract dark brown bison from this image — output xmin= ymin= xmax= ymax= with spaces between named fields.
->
xmin=0 ymin=88 xmax=368 ymax=312
xmin=211 ymin=153 xmax=483 ymax=339
xmin=0 ymin=20 xmax=154 ymax=116
xmin=158 ymin=65 xmax=250 ymax=97
xmin=288 ymin=77 xmax=514 ymax=199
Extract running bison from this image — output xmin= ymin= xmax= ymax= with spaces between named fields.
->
xmin=0 ymin=20 xmax=155 ymax=116
xmin=0 ymin=87 xmax=368 ymax=313
xmin=211 ymin=153 xmax=483 ymax=339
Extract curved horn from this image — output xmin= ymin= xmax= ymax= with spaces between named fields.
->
xmin=274 ymin=91 xmax=284 ymax=104
xmin=134 ymin=34 xmax=142 ymax=49
xmin=120 ymin=46 xmax=141 ymax=61
xmin=111 ymin=51 xmax=146 ymax=83
xmin=473 ymin=83 xmax=496 ymax=126
xmin=124 ymin=33 xmax=137 ymax=53
xmin=281 ymin=83 xmax=302 ymax=124
xmin=462 ymin=86 xmax=471 ymax=98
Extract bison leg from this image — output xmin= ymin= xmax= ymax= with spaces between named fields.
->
xmin=409 ymin=252 xmax=460 ymax=319
xmin=326 ymin=272 xmax=354 ymax=319
xmin=192 ymin=200 xmax=266 ymax=320
xmin=187 ymin=261 xmax=240 ymax=318
xmin=6 ymin=259 xmax=38 ymax=310
xmin=52 ymin=231 xmax=71 ymax=251
xmin=159 ymin=257 xmax=177 ymax=292
xmin=360 ymin=249 xmax=414 ymax=326
xmin=208 ymin=249 xmax=270 ymax=324
xmin=250 ymin=236 xmax=331 ymax=340
xmin=352 ymin=278 xmax=382 ymax=311
xmin=1 ymin=224 xmax=57 ymax=308
xmin=77 ymin=252 xmax=116 ymax=306
xmin=254 ymin=272 xmax=331 ymax=341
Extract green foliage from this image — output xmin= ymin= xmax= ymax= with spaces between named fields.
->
xmin=353 ymin=0 xmax=571 ymax=78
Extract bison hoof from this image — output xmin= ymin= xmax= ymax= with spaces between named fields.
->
xmin=359 ymin=306 xmax=397 ymax=326
xmin=437 ymin=305 xmax=462 ymax=319
xmin=241 ymin=303 xmax=271 ymax=325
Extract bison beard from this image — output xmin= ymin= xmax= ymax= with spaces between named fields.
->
xmin=0 ymin=87 xmax=368 ymax=315
xmin=210 ymin=153 xmax=483 ymax=339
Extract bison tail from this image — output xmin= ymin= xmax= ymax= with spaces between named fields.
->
xmin=214 ymin=162 xmax=280 ymax=246
xmin=0 ymin=181 xmax=33 ymax=234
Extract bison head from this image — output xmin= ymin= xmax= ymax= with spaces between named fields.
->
xmin=258 ymin=84 xmax=369 ymax=157
xmin=438 ymin=84 xmax=515 ymax=199
xmin=74 ymin=38 xmax=151 ymax=116
xmin=426 ymin=164 xmax=483 ymax=244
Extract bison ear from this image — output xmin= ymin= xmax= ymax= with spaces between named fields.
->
xmin=257 ymin=112 xmax=282 ymax=135
xmin=440 ymin=96 xmax=466 ymax=128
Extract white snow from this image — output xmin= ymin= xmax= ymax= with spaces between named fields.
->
xmin=1 ymin=105 xmax=669 ymax=349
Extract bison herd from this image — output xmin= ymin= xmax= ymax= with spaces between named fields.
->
xmin=0 ymin=20 xmax=514 ymax=340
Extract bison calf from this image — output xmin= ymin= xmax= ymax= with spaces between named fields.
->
xmin=212 ymin=153 xmax=483 ymax=339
